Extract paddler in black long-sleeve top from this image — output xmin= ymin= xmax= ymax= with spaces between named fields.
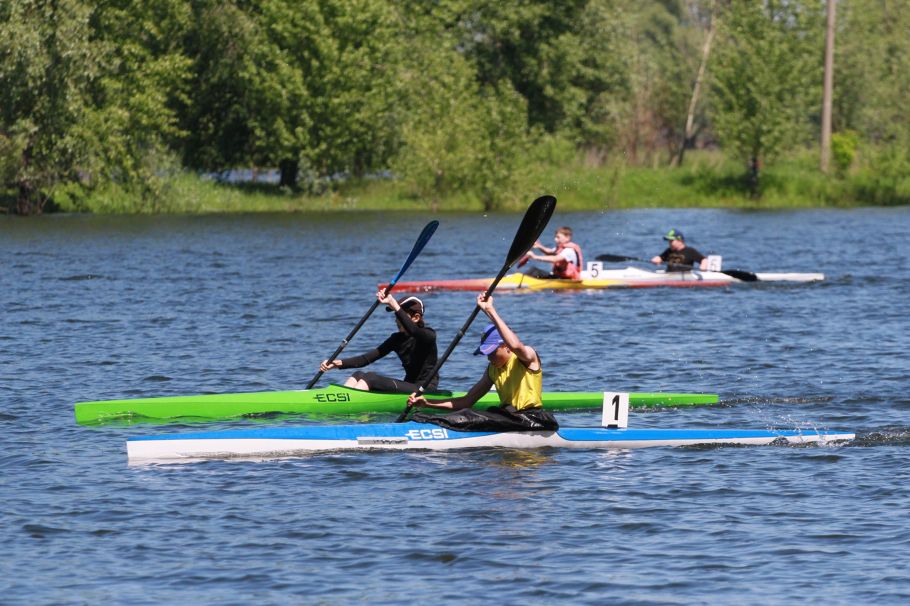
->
xmin=319 ymin=293 xmax=439 ymax=393
xmin=406 ymin=293 xmax=558 ymax=432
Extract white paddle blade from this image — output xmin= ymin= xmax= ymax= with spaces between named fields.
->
xmin=602 ymin=392 xmax=629 ymax=428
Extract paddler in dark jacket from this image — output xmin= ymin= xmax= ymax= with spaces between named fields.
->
xmin=319 ymin=293 xmax=439 ymax=393
xmin=406 ymin=293 xmax=558 ymax=432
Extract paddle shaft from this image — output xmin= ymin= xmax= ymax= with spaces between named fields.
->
xmin=594 ymin=253 xmax=757 ymax=282
xmin=595 ymin=254 xmax=651 ymax=263
xmin=413 ymin=268 xmax=509 ymax=398
xmin=305 ymin=297 xmax=384 ymax=389
xmin=393 ymin=266 xmax=511 ymax=423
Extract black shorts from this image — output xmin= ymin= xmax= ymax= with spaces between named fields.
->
xmin=350 ymin=371 xmax=426 ymax=394
xmin=412 ymin=405 xmax=558 ymax=432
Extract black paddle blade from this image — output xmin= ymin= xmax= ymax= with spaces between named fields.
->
xmin=596 ymin=254 xmax=639 ymax=263
xmin=504 ymin=195 xmax=556 ymax=268
xmin=722 ymin=269 xmax=758 ymax=282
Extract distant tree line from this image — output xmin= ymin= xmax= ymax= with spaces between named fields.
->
xmin=2 ymin=0 xmax=908 ymax=214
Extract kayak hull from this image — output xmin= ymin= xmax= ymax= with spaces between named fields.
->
xmin=126 ymin=421 xmax=855 ymax=463
xmin=74 ymin=385 xmax=719 ymax=425
xmin=382 ymin=267 xmax=825 ymax=293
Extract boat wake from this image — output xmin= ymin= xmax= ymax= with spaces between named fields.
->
xmin=847 ymin=427 xmax=910 ymax=447
xmin=721 ymin=395 xmax=834 ymax=406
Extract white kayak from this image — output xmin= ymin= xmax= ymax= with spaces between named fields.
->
xmin=126 ymin=421 xmax=855 ymax=464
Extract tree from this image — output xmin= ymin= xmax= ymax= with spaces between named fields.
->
xmin=836 ymin=0 xmax=910 ymax=146
xmin=178 ymin=0 xmax=310 ymax=186
xmin=0 ymin=0 xmax=98 ymax=214
xmin=819 ymin=0 xmax=836 ymax=173
xmin=81 ymin=0 xmax=193 ymax=209
xmin=710 ymin=0 xmax=821 ymax=196
xmin=612 ymin=0 xmax=696 ymax=165
xmin=673 ymin=0 xmax=716 ymax=167
xmin=392 ymin=34 xmax=527 ymax=211
xmin=303 ymin=0 xmax=405 ymax=179
xmin=1 ymin=0 xmax=194 ymax=214
xmin=835 ymin=0 xmax=910 ymax=202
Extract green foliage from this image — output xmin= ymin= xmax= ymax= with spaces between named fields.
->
xmin=472 ymin=83 xmax=530 ymax=210
xmin=0 ymin=131 xmax=25 ymax=186
xmin=393 ymin=36 xmax=527 ymax=214
xmin=585 ymin=0 xmax=695 ymax=164
xmin=836 ymin=0 xmax=910 ymax=147
xmin=2 ymin=0 xmax=910 ymax=214
xmin=179 ymin=0 xmax=405 ymax=182
xmin=710 ymin=0 xmax=822 ymax=191
xmin=0 ymin=0 xmax=195 ymax=213
xmin=830 ymin=131 xmax=859 ymax=176
xmin=179 ymin=0 xmax=310 ymax=173
xmin=0 ymin=0 xmax=99 ymax=213
xmin=304 ymin=0 xmax=405 ymax=176
xmin=434 ymin=0 xmax=589 ymax=134
xmin=850 ymin=145 xmax=910 ymax=206
xmin=84 ymin=0 xmax=193 ymax=204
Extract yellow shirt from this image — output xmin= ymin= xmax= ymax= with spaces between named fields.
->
xmin=487 ymin=353 xmax=543 ymax=411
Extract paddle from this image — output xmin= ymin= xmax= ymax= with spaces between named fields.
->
xmin=594 ymin=253 xmax=758 ymax=282
xmin=305 ymin=220 xmax=440 ymax=390
xmin=395 ymin=195 xmax=557 ymax=423
xmin=595 ymin=253 xmax=651 ymax=263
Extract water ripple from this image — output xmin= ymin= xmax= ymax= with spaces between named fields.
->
xmin=3 ymin=209 xmax=910 ymax=604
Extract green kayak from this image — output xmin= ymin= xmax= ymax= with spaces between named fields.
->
xmin=73 ymin=384 xmax=719 ymax=426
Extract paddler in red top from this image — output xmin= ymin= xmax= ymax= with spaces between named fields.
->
xmin=406 ymin=293 xmax=558 ymax=432
xmin=524 ymin=226 xmax=584 ymax=279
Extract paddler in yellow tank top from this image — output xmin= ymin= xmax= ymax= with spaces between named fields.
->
xmin=407 ymin=294 xmax=558 ymax=432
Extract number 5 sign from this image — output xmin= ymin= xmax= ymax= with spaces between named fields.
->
xmin=586 ymin=261 xmax=603 ymax=278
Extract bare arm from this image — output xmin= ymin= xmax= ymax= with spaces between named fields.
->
xmin=476 ymin=294 xmax=540 ymax=371
xmin=408 ymin=373 xmax=493 ymax=410
xmin=532 ymin=239 xmax=556 ymax=255
xmin=529 ymin=252 xmax=562 ymax=264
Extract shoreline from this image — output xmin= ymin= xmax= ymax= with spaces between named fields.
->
xmin=5 ymin=151 xmax=908 ymax=214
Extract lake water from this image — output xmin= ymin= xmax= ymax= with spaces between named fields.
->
xmin=3 ymin=207 xmax=910 ymax=604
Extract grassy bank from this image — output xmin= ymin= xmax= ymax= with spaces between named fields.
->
xmin=6 ymin=150 xmax=909 ymax=214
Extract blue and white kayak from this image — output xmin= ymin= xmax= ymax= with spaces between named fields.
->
xmin=126 ymin=422 xmax=855 ymax=463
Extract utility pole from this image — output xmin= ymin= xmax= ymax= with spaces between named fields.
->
xmin=820 ymin=0 xmax=836 ymax=173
